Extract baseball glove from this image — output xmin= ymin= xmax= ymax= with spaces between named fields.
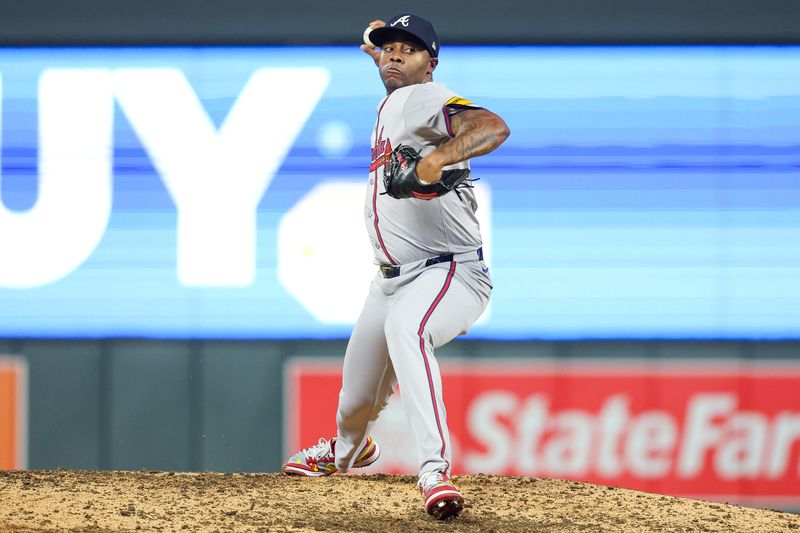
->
xmin=383 ymin=144 xmax=471 ymax=200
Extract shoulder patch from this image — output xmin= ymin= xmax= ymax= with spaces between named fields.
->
xmin=445 ymin=96 xmax=474 ymax=106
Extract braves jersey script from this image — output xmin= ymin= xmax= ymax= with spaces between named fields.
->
xmin=366 ymin=82 xmax=483 ymax=265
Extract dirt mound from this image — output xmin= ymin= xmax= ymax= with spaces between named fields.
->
xmin=0 ymin=470 xmax=798 ymax=532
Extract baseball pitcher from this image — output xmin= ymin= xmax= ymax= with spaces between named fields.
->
xmin=283 ymin=13 xmax=510 ymax=520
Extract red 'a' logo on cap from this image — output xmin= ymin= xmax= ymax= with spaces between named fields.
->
xmin=369 ymin=126 xmax=393 ymax=172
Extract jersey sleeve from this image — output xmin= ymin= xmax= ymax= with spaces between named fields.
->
xmin=404 ymin=83 xmax=482 ymax=143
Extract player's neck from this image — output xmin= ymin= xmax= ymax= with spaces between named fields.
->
xmin=385 ymin=79 xmax=431 ymax=95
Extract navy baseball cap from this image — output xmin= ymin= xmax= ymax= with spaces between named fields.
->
xmin=368 ymin=13 xmax=440 ymax=58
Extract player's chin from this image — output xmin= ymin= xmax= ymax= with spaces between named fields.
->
xmin=381 ymin=73 xmax=407 ymax=90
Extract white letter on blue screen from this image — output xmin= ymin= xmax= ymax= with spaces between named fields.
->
xmin=0 ymin=70 xmax=114 ymax=288
xmin=113 ymin=68 xmax=330 ymax=287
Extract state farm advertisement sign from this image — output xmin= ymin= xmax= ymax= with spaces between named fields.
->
xmin=284 ymin=359 xmax=800 ymax=503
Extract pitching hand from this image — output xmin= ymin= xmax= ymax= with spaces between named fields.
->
xmin=360 ymin=20 xmax=385 ymax=66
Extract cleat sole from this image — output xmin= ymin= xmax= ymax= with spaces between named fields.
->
xmin=282 ymin=464 xmax=329 ymax=477
xmin=428 ymin=497 xmax=464 ymax=520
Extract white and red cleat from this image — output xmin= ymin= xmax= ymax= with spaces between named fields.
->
xmin=418 ymin=470 xmax=464 ymax=520
xmin=282 ymin=435 xmax=380 ymax=477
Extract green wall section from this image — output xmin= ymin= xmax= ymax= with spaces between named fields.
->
xmin=110 ymin=341 xmax=193 ymax=471
xmin=19 ymin=341 xmax=103 ymax=470
xmin=200 ymin=341 xmax=287 ymax=472
xmin=0 ymin=339 xmax=797 ymax=473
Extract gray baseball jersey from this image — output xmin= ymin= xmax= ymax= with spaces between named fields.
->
xmin=365 ymin=82 xmax=483 ymax=265
xmin=334 ymin=81 xmax=493 ymax=477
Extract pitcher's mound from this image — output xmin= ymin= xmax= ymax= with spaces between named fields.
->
xmin=1 ymin=470 xmax=798 ymax=532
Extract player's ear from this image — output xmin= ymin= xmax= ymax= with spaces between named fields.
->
xmin=428 ymin=57 xmax=438 ymax=76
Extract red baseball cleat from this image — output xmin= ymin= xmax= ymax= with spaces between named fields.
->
xmin=418 ymin=470 xmax=464 ymax=520
xmin=282 ymin=435 xmax=380 ymax=477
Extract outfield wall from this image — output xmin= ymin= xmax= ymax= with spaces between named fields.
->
xmin=1 ymin=339 xmax=798 ymax=510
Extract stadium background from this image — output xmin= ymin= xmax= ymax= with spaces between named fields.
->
xmin=1 ymin=0 xmax=799 ymax=512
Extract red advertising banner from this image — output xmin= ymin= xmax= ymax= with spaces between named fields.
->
xmin=284 ymin=359 xmax=800 ymax=505
xmin=0 ymin=357 xmax=27 ymax=470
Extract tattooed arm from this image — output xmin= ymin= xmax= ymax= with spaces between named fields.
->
xmin=416 ymin=109 xmax=510 ymax=184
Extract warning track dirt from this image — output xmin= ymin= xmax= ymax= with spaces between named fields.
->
xmin=0 ymin=470 xmax=798 ymax=532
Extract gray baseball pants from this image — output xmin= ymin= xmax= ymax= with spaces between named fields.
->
xmin=334 ymin=252 xmax=492 ymax=476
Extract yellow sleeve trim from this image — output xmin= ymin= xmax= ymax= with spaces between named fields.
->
xmin=445 ymin=96 xmax=475 ymax=106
